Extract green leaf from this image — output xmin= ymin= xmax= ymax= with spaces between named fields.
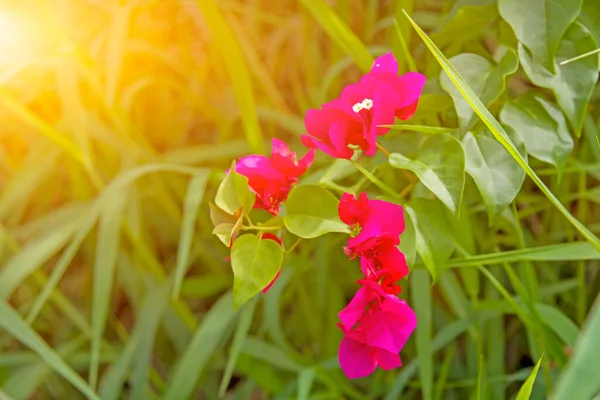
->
xmin=552 ymin=294 xmax=600 ymax=400
xmin=215 ymin=161 xmax=255 ymax=216
xmin=515 ymin=355 xmax=543 ymax=400
xmin=283 ymin=184 xmax=348 ymax=238
xmin=173 ymin=171 xmax=210 ymax=300
xmin=579 ymin=0 xmax=600 ymax=45
xmin=212 ymin=216 xmax=243 ymax=247
xmin=441 ymin=51 xmax=518 ymax=131
xmin=0 ymin=300 xmax=101 ymax=400
xmin=403 ymin=10 xmax=600 ymax=251
xmin=500 ymin=93 xmax=573 ymax=173
xmin=405 ymin=199 xmax=455 ymax=281
xmin=231 ymin=234 xmax=283 ymax=309
xmin=498 ymin=0 xmax=582 ymax=72
xmin=462 ymin=131 xmax=525 ymax=223
xmin=299 ymin=0 xmax=373 ymax=72
xmin=519 ymin=22 xmax=599 ymax=135
xmin=390 ymin=133 xmax=465 ymax=216
xmin=164 ymin=292 xmax=237 ymax=400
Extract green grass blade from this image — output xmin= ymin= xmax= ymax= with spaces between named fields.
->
xmin=218 ymin=296 xmax=258 ymax=397
xmin=559 ymin=47 xmax=600 ymax=65
xmin=89 ymin=193 xmax=127 ymax=389
xmin=0 ymin=300 xmax=101 ymax=400
xmin=515 ymin=355 xmax=543 ymax=400
xmin=173 ymin=171 xmax=210 ymax=300
xmin=189 ymin=0 xmax=264 ymax=153
xmin=164 ymin=292 xmax=237 ymax=400
xmin=300 ymin=0 xmax=373 ymax=71
xmin=411 ymin=269 xmax=433 ymax=400
xmin=403 ymin=11 xmax=600 ymax=252
xmin=551 ymin=294 xmax=600 ymax=399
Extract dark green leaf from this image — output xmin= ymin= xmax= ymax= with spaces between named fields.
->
xmin=499 ymin=0 xmax=582 ymax=72
xmin=390 ymin=133 xmax=466 ymax=216
xmin=432 ymin=3 xmax=498 ymax=48
xmin=441 ymin=51 xmax=518 ymax=131
xmin=519 ymin=22 xmax=599 ymax=135
xmin=231 ymin=234 xmax=283 ymax=309
xmin=462 ymin=131 xmax=525 ymax=223
xmin=283 ymin=184 xmax=348 ymax=238
xmin=579 ymin=0 xmax=600 ymax=47
xmin=500 ymin=93 xmax=573 ymax=173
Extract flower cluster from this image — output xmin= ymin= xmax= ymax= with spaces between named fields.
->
xmin=236 ymin=138 xmax=315 ymax=215
xmin=233 ymin=138 xmax=314 ymax=292
xmin=336 ymin=193 xmax=416 ymax=379
xmin=302 ymin=53 xmax=426 ymax=159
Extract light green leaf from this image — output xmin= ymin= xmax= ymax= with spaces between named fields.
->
xmin=441 ymin=51 xmax=518 ymax=131
xmin=231 ymin=234 xmax=283 ymax=309
xmin=173 ymin=171 xmax=210 ymax=300
xmin=405 ymin=199 xmax=455 ymax=281
xmin=519 ymin=22 xmax=599 ymax=135
xmin=283 ymin=184 xmax=348 ymax=238
xmin=500 ymin=93 xmax=573 ymax=174
xmin=515 ymin=355 xmax=543 ymax=400
xmin=390 ymin=133 xmax=465 ymax=216
xmin=212 ymin=216 xmax=243 ymax=247
xmin=0 ymin=300 xmax=101 ymax=400
xmin=462 ymin=131 xmax=525 ymax=223
xmin=164 ymin=292 xmax=237 ymax=400
xmin=499 ymin=0 xmax=582 ymax=72
xmin=215 ymin=161 xmax=255 ymax=216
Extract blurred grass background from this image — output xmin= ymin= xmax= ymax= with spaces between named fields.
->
xmin=0 ymin=0 xmax=599 ymax=399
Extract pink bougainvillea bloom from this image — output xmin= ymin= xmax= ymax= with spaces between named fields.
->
xmin=235 ymin=138 xmax=314 ymax=215
xmin=338 ymin=335 xmax=401 ymax=379
xmin=302 ymin=53 xmax=426 ymax=159
xmin=336 ymin=281 xmax=416 ymax=379
xmin=260 ymin=233 xmax=283 ymax=294
xmin=339 ymin=192 xmax=408 ymax=286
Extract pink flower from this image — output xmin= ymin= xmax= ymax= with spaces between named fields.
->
xmin=302 ymin=53 xmax=426 ymax=159
xmin=339 ymin=193 xmax=408 ymax=289
xmin=235 ymin=138 xmax=315 ymax=215
xmin=337 ymin=280 xmax=417 ymax=379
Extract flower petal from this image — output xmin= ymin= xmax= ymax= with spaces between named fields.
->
xmin=338 ymin=285 xmax=370 ymax=330
xmin=338 ymin=336 xmax=377 ymax=379
xmin=375 ymin=348 xmax=402 ymax=370
xmin=371 ymin=52 xmax=398 ymax=75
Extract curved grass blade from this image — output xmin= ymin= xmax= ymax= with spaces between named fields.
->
xmin=0 ymin=300 xmax=101 ymax=400
xmin=172 ymin=171 xmax=210 ymax=300
xmin=403 ymin=11 xmax=600 ymax=252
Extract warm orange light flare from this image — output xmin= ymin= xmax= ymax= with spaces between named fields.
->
xmin=0 ymin=11 xmax=37 ymax=63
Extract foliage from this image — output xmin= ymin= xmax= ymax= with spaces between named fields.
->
xmin=1 ymin=0 xmax=600 ymax=399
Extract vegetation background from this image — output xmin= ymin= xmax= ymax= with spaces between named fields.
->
xmin=1 ymin=0 xmax=600 ymax=399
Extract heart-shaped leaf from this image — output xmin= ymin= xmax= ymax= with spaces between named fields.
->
xmin=519 ymin=22 xmax=599 ymax=136
xmin=580 ymin=0 xmax=600 ymax=45
xmin=231 ymin=234 xmax=283 ymax=309
xmin=462 ymin=131 xmax=526 ymax=224
xmin=499 ymin=0 xmax=582 ymax=72
xmin=441 ymin=51 xmax=518 ymax=131
xmin=500 ymin=93 xmax=573 ymax=174
xmin=389 ymin=133 xmax=466 ymax=216
xmin=215 ymin=161 xmax=255 ymax=216
xmin=283 ymin=184 xmax=348 ymax=238
xmin=212 ymin=215 xmax=244 ymax=247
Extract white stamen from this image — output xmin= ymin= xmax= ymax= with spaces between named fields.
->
xmin=352 ymin=98 xmax=374 ymax=113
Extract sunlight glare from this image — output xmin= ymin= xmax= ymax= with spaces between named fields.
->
xmin=0 ymin=11 xmax=37 ymax=63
